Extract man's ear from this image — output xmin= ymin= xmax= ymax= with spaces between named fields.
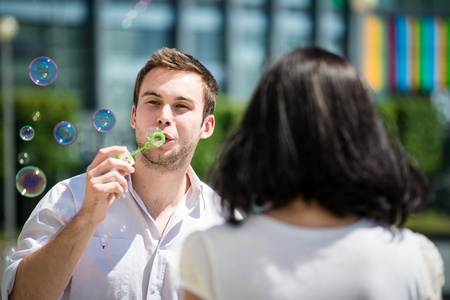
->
xmin=130 ymin=105 xmax=136 ymax=128
xmin=200 ymin=114 xmax=215 ymax=139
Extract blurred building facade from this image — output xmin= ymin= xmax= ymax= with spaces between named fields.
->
xmin=0 ymin=0 xmax=448 ymax=116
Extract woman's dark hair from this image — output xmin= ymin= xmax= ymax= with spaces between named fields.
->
xmin=210 ymin=46 xmax=431 ymax=226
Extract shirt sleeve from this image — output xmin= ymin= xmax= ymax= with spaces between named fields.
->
xmin=1 ymin=181 xmax=78 ymax=299
xmin=180 ymin=231 xmax=216 ymax=300
xmin=414 ymin=232 xmax=445 ymax=300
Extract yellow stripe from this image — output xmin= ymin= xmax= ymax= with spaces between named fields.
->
xmin=362 ymin=14 xmax=384 ymax=92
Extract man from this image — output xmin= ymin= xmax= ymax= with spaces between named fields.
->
xmin=2 ymin=47 xmax=224 ymax=300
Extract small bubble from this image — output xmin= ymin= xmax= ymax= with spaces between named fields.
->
xmin=61 ymin=205 xmax=69 ymax=214
xmin=29 ymin=56 xmax=58 ymax=86
xmin=18 ymin=152 xmax=30 ymax=165
xmin=20 ymin=125 xmax=35 ymax=141
xmin=135 ymin=2 xmax=148 ymax=11
xmin=93 ymin=109 xmax=116 ymax=132
xmin=122 ymin=18 xmax=132 ymax=28
xmin=32 ymin=111 xmax=41 ymax=122
xmin=127 ymin=10 xmax=138 ymax=19
xmin=53 ymin=121 xmax=77 ymax=145
xmin=15 ymin=166 xmax=47 ymax=197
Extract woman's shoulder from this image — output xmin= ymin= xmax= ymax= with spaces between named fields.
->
xmin=413 ymin=232 xmax=445 ymax=300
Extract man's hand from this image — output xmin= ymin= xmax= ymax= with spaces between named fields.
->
xmin=81 ymin=146 xmax=135 ymax=225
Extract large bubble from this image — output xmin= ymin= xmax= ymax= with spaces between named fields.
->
xmin=15 ymin=166 xmax=47 ymax=197
xmin=53 ymin=121 xmax=77 ymax=145
xmin=19 ymin=125 xmax=35 ymax=141
xmin=93 ymin=109 xmax=116 ymax=132
xmin=129 ymin=127 xmax=165 ymax=157
xmin=29 ymin=56 xmax=58 ymax=86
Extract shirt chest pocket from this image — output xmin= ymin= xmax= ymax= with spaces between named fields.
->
xmin=70 ymin=236 xmax=132 ymax=299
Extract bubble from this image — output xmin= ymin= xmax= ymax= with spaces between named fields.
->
xmin=127 ymin=10 xmax=138 ymax=19
xmin=32 ymin=111 xmax=41 ymax=122
xmin=15 ymin=166 xmax=47 ymax=197
xmin=93 ymin=109 xmax=116 ymax=132
xmin=135 ymin=2 xmax=148 ymax=11
xmin=29 ymin=56 xmax=58 ymax=86
xmin=4 ymin=247 xmax=16 ymax=262
xmin=53 ymin=121 xmax=77 ymax=145
xmin=146 ymin=127 xmax=165 ymax=147
xmin=61 ymin=204 xmax=69 ymax=215
xmin=18 ymin=152 xmax=30 ymax=165
xmin=20 ymin=125 xmax=35 ymax=141
xmin=122 ymin=18 xmax=132 ymax=28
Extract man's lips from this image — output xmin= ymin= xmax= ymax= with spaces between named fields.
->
xmin=162 ymin=134 xmax=173 ymax=142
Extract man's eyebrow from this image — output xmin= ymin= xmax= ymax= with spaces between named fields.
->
xmin=140 ymin=91 xmax=197 ymax=104
xmin=175 ymin=96 xmax=196 ymax=104
xmin=140 ymin=91 xmax=161 ymax=98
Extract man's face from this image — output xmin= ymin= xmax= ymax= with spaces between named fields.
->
xmin=131 ymin=67 xmax=214 ymax=172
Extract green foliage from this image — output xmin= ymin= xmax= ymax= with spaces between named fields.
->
xmin=191 ymin=95 xmax=247 ymax=181
xmin=406 ymin=209 xmax=450 ymax=237
xmin=375 ymin=95 xmax=445 ymax=176
xmin=0 ymin=87 xmax=83 ymax=190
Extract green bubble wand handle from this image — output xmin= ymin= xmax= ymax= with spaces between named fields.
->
xmin=130 ymin=142 xmax=152 ymax=156
xmin=115 ymin=128 xmax=165 ymax=165
xmin=130 ymin=128 xmax=165 ymax=156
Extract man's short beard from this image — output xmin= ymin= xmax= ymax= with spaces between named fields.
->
xmin=139 ymin=149 xmax=191 ymax=172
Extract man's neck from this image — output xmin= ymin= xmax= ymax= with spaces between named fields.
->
xmin=131 ymin=155 xmax=191 ymax=234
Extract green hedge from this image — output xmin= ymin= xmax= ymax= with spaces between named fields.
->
xmin=376 ymin=95 xmax=445 ymax=176
xmin=0 ymin=87 xmax=83 ymax=191
xmin=191 ymin=95 xmax=246 ymax=181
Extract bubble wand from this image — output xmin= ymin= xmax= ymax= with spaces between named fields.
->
xmin=115 ymin=127 xmax=165 ymax=165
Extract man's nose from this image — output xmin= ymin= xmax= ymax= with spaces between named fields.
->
xmin=157 ymin=105 xmax=172 ymax=126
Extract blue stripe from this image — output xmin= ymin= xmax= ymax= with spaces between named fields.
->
xmin=396 ymin=15 xmax=408 ymax=93
xmin=424 ymin=16 xmax=435 ymax=92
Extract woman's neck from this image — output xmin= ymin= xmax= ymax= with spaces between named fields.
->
xmin=264 ymin=199 xmax=360 ymax=228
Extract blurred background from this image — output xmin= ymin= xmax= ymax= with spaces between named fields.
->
xmin=1 ymin=0 xmax=450 ymax=298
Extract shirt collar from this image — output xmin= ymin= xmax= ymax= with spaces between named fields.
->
xmin=124 ymin=165 xmax=205 ymax=212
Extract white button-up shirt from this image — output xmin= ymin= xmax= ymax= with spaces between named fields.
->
xmin=1 ymin=166 xmax=225 ymax=300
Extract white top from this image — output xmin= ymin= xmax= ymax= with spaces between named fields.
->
xmin=2 ymin=166 xmax=225 ymax=300
xmin=180 ymin=215 xmax=445 ymax=300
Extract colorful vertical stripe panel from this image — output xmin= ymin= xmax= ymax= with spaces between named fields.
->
xmin=362 ymin=14 xmax=450 ymax=93
xmin=362 ymin=14 xmax=386 ymax=92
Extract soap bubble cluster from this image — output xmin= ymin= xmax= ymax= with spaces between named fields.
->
xmin=122 ymin=0 xmax=153 ymax=28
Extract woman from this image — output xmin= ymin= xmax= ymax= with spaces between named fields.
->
xmin=180 ymin=47 xmax=445 ymax=300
